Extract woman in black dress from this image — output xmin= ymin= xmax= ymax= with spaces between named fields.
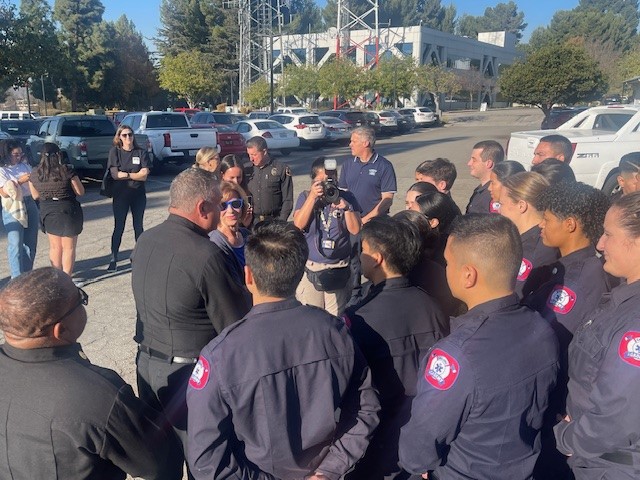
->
xmin=106 ymin=125 xmax=150 ymax=272
xmin=29 ymin=143 xmax=84 ymax=280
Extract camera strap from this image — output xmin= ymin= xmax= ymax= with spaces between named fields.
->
xmin=318 ymin=205 xmax=332 ymax=234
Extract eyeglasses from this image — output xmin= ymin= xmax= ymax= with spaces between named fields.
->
xmin=120 ymin=133 xmax=133 ymax=138
xmin=220 ymin=198 xmax=244 ymax=211
xmin=36 ymin=287 xmax=89 ymax=335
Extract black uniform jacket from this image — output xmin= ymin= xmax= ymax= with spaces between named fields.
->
xmin=465 ymin=182 xmax=496 ymax=214
xmin=132 ymin=214 xmax=252 ymax=358
xmin=245 ymin=157 xmax=294 ymax=220
xmin=399 ymin=295 xmax=560 ymax=480
xmin=555 ymin=281 xmax=640 ymax=479
xmin=186 ymin=298 xmax=380 ymax=480
xmin=516 ymin=226 xmax=559 ymax=299
xmin=344 ymin=277 xmax=449 ymax=475
xmin=0 ymin=343 xmax=181 ymax=480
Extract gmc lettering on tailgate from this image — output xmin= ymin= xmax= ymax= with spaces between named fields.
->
xmin=576 ymin=153 xmax=600 ymax=159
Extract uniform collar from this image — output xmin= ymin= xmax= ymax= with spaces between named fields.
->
xmin=558 ymin=245 xmax=597 ymax=267
xmin=520 ymin=225 xmax=541 ymax=243
xmin=167 ymin=213 xmax=210 ymax=238
xmin=473 ymin=181 xmax=490 ymax=195
xmin=370 ymin=276 xmax=411 ymax=293
xmin=452 ymin=293 xmax=519 ymax=330
xmin=249 ymin=297 xmax=301 ymax=316
xmin=1 ymin=342 xmax=86 ymax=363
xmin=610 ymin=280 xmax=640 ymax=308
xmin=257 ymin=156 xmax=273 ymax=169
xmin=354 ymin=151 xmax=378 ymax=164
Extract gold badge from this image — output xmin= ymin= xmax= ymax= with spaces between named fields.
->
xmin=271 ymin=167 xmax=278 ymax=176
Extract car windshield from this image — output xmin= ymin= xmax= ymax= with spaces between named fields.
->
xmin=60 ymin=119 xmax=116 ymax=136
xmin=0 ymin=121 xmax=39 ymax=135
xmin=300 ymin=116 xmax=321 ymax=125
xmin=418 ymin=108 xmax=433 ymax=113
xmin=216 ymin=125 xmax=233 ymax=132
xmin=256 ymin=121 xmax=285 ymax=130
xmin=321 ymin=117 xmax=342 ymax=124
xmin=344 ymin=112 xmax=365 ymax=121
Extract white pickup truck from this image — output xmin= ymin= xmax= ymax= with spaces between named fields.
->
xmin=507 ymin=105 xmax=640 ymax=194
xmin=120 ymin=111 xmax=218 ymax=169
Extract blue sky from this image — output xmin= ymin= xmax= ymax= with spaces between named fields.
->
xmin=20 ymin=1 xmax=581 ymax=49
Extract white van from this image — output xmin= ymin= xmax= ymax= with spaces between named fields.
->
xmin=0 ymin=111 xmax=37 ymax=120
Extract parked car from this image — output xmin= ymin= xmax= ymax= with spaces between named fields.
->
xmin=0 ymin=111 xmax=37 ymax=120
xmin=363 ymin=111 xmax=382 ymax=134
xmin=397 ymin=107 xmax=439 ymax=127
xmin=268 ymin=113 xmax=326 ymax=149
xmin=395 ymin=110 xmax=416 ymax=131
xmin=231 ymin=119 xmax=300 ymax=155
xmin=111 ymin=111 xmax=138 ymax=127
xmin=120 ymin=111 xmax=217 ymax=169
xmin=192 ymin=123 xmax=246 ymax=158
xmin=191 ymin=111 xmax=239 ymax=126
xmin=319 ymin=116 xmax=352 ymax=143
xmin=507 ymin=105 xmax=640 ymax=195
xmin=368 ymin=110 xmax=409 ymax=134
xmin=0 ymin=119 xmax=42 ymax=149
xmin=275 ymin=107 xmax=308 ymax=114
xmin=248 ymin=111 xmax=271 ymax=120
xmin=321 ymin=110 xmax=367 ymax=128
xmin=540 ymin=106 xmax=589 ymax=130
xmin=25 ymin=114 xmax=150 ymax=174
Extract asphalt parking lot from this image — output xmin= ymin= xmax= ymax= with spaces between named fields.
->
xmin=0 ymin=107 xmax=543 ymax=478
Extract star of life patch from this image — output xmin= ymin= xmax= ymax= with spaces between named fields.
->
xmin=517 ymin=258 xmax=533 ymax=281
xmin=490 ymin=201 xmax=500 ymax=213
xmin=618 ymin=331 xmax=640 ymax=368
xmin=189 ymin=356 xmax=211 ymax=390
xmin=546 ymin=284 xmax=577 ymax=315
xmin=425 ymin=348 xmax=460 ymax=390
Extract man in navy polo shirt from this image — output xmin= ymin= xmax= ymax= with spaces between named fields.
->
xmin=339 ymin=126 xmax=397 ymax=223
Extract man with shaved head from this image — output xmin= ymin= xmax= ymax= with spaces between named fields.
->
xmin=399 ymin=214 xmax=560 ymax=480
xmin=0 ymin=267 xmax=181 ymax=479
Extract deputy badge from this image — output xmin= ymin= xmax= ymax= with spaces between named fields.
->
xmin=189 ymin=356 xmax=211 ymax=390
xmin=618 ymin=331 xmax=640 ymax=367
xmin=490 ymin=201 xmax=501 ymax=213
xmin=546 ymin=285 xmax=577 ymax=314
xmin=271 ymin=167 xmax=278 ymax=176
xmin=425 ymin=348 xmax=460 ymax=390
xmin=517 ymin=258 xmax=533 ymax=281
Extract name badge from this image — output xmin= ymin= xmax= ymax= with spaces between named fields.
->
xmin=132 ymin=156 xmax=141 ymax=165
xmin=322 ymin=240 xmax=335 ymax=250
xmin=368 ymin=169 xmax=377 ymax=176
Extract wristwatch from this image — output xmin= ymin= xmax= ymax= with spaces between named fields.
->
xmin=345 ymin=204 xmax=354 ymax=212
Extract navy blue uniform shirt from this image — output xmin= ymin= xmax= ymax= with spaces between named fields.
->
xmin=186 ymin=298 xmax=380 ymax=480
xmin=399 ymin=294 xmax=559 ymax=480
xmin=516 ymin=226 xmax=559 ymax=299
xmin=465 ymin=182 xmax=498 ymax=214
xmin=338 ymin=152 xmax=397 ymax=217
xmin=555 ymin=281 xmax=640 ymax=479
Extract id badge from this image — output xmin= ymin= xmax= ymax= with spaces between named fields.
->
xmin=132 ymin=156 xmax=141 ymax=165
xmin=322 ymin=239 xmax=335 ymax=250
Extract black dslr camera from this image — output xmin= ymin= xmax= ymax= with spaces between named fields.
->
xmin=321 ymin=158 xmax=340 ymax=204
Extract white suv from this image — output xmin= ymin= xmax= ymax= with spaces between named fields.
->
xmin=269 ymin=113 xmax=327 ymax=149
xmin=398 ymin=107 xmax=439 ymax=127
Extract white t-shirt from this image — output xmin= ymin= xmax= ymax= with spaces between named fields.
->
xmin=0 ymin=162 xmax=32 ymax=197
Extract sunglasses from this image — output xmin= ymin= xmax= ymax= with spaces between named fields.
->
xmin=36 ymin=287 xmax=89 ymax=335
xmin=120 ymin=133 xmax=133 ymax=138
xmin=220 ymin=198 xmax=244 ymax=211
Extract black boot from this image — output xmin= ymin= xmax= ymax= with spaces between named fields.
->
xmin=107 ymin=254 xmax=118 ymax=272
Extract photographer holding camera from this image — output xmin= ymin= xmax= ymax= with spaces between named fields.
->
xmin=294 ymin=157 xmax=362 ymax=315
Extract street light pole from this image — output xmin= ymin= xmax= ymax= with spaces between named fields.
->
xmin=40 ymin=75 xmax=47 ymax=116
xmin=26 ymin=78 xmax=32 ymax=116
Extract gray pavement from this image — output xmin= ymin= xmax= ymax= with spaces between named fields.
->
xmin=0 ymin=107 xmax=543 ymax=478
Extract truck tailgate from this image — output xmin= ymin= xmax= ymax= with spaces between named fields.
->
xmin=167 ymin=128 xmax=217 ymax=152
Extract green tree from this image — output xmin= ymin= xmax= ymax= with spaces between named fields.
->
xmin=280 ymin=64 xmax=319 ymax=105
xmin=370 ymin=56 xmax=416 ymax=105
xmin=0 ymin=2 xmax=18 ymax=100
xmin=317 ymin=57 xmax=364 ymax=104
xmin=53 ymin=0 xmax=105 ymax=110
xmin=282 ymin=0 xmax=324 ymax=34
xmin=159 ymin=50 xmax=223 ymax=107
xmin=499 ymin=43 xmax=607 ymax=117
xmin=415 ymin=64 xmax=460 ymax=110
xmin=578 ymin=0 xmax=639 ymax=33
xmin=244 ymin=79 xmax=271 ymax=108
xmin=457 ymin=1 xmax=527 ymax=40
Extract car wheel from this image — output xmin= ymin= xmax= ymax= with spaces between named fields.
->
xmin=280 ymin=148 xmax=292 ymax=156
xmin=602 ymin=171 xmax=621 ymax=197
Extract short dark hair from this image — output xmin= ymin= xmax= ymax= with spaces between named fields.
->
xmin=220 ymin=154 xmax=244 ymax=174
xmin=415 ymin=191 xmax=461 ymax=234
xmin=539 ymin=134 xmax=573 ymax=163
xmin=393 ymin=210 xmax=439 ymax=259
xmin=531 ymin=158 xmax=576 ymax=184
xmin=361 ymin=216 xmax=421 ymax=276
xmin=473 ymin=140 xmax=504 ymax=163
xmin=0 ymin=267 xmax=74 ymax=337
xmin=408 ymin=181 xmax=438 ymax=196
xmin=536 ymin=182 xmax=609 ymax=243
xmin=311 ymin=156 xmax=326 ymax=178
xmin=245 ymin=220 xmax=308 ymax=297
xmin=246 ymin=136 xmax=268 ymax=151
xmin=415 ymin=158 xmax=457 ymax=190
xmin=492 ymin=160 xmax=525 ymax=182
xmin=449 ymin=214 xmax=522 ymax=290
xmin=611 ymin=191 xmax=640 ymax=238
xmin=619 ymin=152 xmax=640 ymax=175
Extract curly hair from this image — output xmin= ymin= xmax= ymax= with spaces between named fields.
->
xmin=536 ymin=181 xmax=610 ymax=243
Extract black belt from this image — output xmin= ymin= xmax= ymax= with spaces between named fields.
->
xmin=256 ymin=214 xmax=277 ymax=222
xmin=138 ymin=345 xmax=198 ymax=364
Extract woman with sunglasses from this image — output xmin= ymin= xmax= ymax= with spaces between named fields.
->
xmin=0 ymin=139 xmax=39 ymax=278
xmin=29 ymin=143 xmax=85 ymax=283
xmin=220 ymin=154 xmax=253 ymax=227
xmin=106 ymin=125 xmax=150 ymax=272
xmin=209 ymin=181 xmax=250 ymax=287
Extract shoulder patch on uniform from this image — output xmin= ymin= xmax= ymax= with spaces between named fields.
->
xmin=618 ymin=331 xmax=640 ymax=367
xmin=517 ymin=258 xmax=533 ymax=281
xmin=425 ymin=348 xmax=460 ymax=390
xmin=341 ymin=313 xmax=352 ymax=328
xmin=490 ymin=201 xmax=500 ymax=213
xmin=189 ymin=356 xmax=211 ymax=390
xmin=546 ymin=285 xmax=577 ymax=314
